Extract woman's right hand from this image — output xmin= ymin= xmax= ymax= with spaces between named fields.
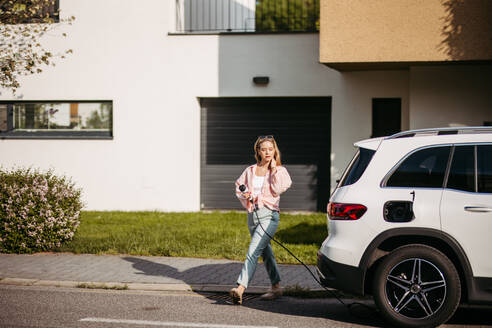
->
xmin=269 ymin=156 xmax=277 ymax=173
xmin=242 ymin=192 xmax=251 ymax=200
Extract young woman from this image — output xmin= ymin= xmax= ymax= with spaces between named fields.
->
xmin=230 ymin=135 xmax=292 ymax=304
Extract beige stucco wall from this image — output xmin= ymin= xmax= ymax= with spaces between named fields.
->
xmin=320 ymin=0 xmax=492 ymax=64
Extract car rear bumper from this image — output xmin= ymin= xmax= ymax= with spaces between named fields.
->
xmin=316 ymin=251 xmax=365 ymax=296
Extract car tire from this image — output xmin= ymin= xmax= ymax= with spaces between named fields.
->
xmin=372 ymin=244 xmax=461 ymax=328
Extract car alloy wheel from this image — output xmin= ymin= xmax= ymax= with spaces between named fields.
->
xmin=373 ymin=244 xmax=461 ymax=328
xmin=386 ymin=258 xmax=446 ymax=318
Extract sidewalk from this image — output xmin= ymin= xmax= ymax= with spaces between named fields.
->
xmin=0 ymin=253 xmax=323 ymax=293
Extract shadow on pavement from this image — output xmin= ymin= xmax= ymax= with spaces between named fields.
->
xmin=447 ymin=306 xmax=492 ymax=325
xmin=122 ymin=256 xmax=492 ymax=327
xmin=122 ymin=256 xmax=243 ymax=286
xmin=203 ymin=293 xmax=389 ymax=328
xmin=122 ymin=255 xmax=317 ymax=288
xmin=123 ymin=256 xmax=388 ymax=327
xmin=236 ymin=298 xmax=492 ymax=328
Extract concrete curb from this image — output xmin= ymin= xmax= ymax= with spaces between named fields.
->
xmin=0 ymin=277 xmax=274 ymax=294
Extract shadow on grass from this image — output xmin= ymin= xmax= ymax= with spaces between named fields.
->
xmin=276 ymin=223 xmax=326 ymax=245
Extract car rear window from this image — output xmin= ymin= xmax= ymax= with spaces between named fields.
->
xmin=340 ymin=148 xmax=376 ymax=186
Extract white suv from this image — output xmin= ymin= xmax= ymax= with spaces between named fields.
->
xmin=317 ymin=127 xmax=492 ymax=328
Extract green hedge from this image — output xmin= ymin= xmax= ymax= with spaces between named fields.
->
xmin=0 ymin=167 xmax=83 ymax=253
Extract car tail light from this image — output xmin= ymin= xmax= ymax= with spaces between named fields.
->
xmin=327 ymin=202 xmax=367 ymax=220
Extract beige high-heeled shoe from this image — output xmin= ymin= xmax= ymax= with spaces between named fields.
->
xmin=229 ymin=287 xmax=243 ymax=305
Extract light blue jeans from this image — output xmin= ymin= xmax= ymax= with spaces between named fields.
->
xmin=237 ymin=206 xmax=281 ymax=288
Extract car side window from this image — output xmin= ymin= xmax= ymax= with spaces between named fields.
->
xmin=478 ymin=145 xmax=492 ymax=193
xmin=386 ymin=146 xmax=451 ymax=188
xmin=447 ymin=146 xmax=475 ymax=192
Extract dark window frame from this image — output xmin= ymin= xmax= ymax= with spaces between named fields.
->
xmin=477 ymin=144 xmax=492 ymax=194
xmin=0 ymin=100 xmax=113 ymax=140
xmin=444 ymin=143 xmax=492 ymax=194
xmin=382 ymin=143 xmax=492 ymax=194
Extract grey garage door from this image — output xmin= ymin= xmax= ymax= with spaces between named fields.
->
xmin=200 ymin=97 xmax=331 ymax=211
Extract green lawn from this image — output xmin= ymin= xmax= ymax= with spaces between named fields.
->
xmin=56 ymin=211 xmax=328 ymax=265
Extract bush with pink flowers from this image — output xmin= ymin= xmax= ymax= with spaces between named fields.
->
xmin=0 ymin=168 xmax=83 ymax=253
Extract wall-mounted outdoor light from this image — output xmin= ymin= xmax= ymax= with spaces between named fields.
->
xmin=252 ymin=76 xmax=269 ymax=85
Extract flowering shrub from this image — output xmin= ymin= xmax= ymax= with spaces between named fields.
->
xmin=0 ymin=168 xmax=83 ymax=253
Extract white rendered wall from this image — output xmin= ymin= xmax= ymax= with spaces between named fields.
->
xmin=0 ymin=0 xmax=219 ymax=211
xmin=0 ymin=0 xmax=412 ymax=210
xmin=217 ymin=34 xmax=410 ymax=190
xmin=409 ymin=65 xmax=492 ymax=129
xmin=333 ymin=70 xmax=410 ymax=182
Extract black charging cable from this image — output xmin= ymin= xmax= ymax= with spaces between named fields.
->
xmin=242 ymin=187 xmax=377 ymax=319
xmin=253 ymin=207 xmax=377 ymax=318
xmin=252 ymin=205 xmax=346 ymax=304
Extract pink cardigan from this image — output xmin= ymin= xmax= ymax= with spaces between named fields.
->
xmin=235 ymin=164 xmax=292 ymax=212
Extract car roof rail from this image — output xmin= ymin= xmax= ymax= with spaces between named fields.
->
xmin=386 ymin=126 xmax=492 ymax=139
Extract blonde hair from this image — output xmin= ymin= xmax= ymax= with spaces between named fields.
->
xmin=254 ymin=136 xmax=282 ymax=166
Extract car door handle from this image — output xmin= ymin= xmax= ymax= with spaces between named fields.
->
xmin=464 ymin=206 xmax=492 ymax=213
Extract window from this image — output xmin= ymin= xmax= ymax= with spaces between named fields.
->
xmin=340 ymin=148 xmax=375 ymax=186
xmin=478 ymin=145 xmax=492 ymax=193
xmin=386 ymin=146 xmax=451 ymax=188
xmin=0 ymin=101 xmax=112 ymax=139
xmin=0 ymin=0 xmax=59 ymax=24
xmin=0 ymin=104 xmax=7 ymax=132
xmin=447 ymin=146 xmax=475 ymax=192
xmin=372 ymin=98 xmax=401 ymax=138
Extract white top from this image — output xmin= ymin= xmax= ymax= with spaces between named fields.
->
xmin=252 ymin=175 xmax=265 ymax=198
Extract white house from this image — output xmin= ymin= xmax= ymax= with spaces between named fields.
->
xmin=1 ymin=0 xmax=491 ymax=212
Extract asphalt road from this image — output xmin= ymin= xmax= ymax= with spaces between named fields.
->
xmin=1 ymin=285 xmax=492 ymax=328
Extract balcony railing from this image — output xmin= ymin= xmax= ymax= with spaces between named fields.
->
xmin=175 ymin=0 xmax=319 ymax=33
